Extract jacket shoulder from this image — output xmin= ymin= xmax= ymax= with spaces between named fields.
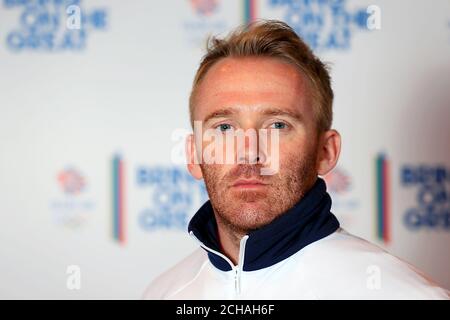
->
xmin=142 ymin=248 xmax=208 ymax=300
xmin=298 ymin=228 xmax=450 ymax=299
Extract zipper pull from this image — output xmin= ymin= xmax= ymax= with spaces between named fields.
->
xmin=234 ymin=268 xmax=240 ymax=294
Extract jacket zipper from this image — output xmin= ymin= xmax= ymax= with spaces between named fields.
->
xmin=235 ymin=235 xmax=249 ymax=295
xmin=189 ymin=231 xmax=249 ymax=296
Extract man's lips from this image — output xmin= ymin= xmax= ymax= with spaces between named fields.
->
xmin=231 ymin=179 xmax=268 ymax=189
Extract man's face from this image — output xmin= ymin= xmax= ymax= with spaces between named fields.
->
xmin=190 ymin=57 xmax=321 ymax=234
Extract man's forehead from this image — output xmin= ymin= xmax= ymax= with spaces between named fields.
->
xmin=194 ymin=57 xmax=312 ymax=121
xmin=199 ymin=56 xmax=307 ymax=93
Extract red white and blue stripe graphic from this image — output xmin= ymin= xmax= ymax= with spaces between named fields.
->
xmin=243 ymin=0 xmax=257 ymax=23
xmin=112 ymin=154 xmax=126 ymax=244
xmin=376 ymin=153 xmax=390 ymax=243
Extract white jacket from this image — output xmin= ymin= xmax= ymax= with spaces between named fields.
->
xmin=144 ymin=178 xmax=449 ymax=300
xmin=144 ymin=228 xmax=449 ymax=300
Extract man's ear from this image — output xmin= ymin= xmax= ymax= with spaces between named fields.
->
xmin=316 ymin=129 xmax=341 ymax=176
xmin=186 ymin=133 xmax=203 ymax=180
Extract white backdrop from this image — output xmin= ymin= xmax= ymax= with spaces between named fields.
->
xmin=0 ymin=0 xmax=449 ymax=299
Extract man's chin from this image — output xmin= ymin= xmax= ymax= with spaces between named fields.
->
xmin=228 ymin=214 xmax=274 ymax=233
xmin=229 ymin=196 xmax=269 ymax=209
xmin=223 ymin=201 xmax=274 ymax=229
xmin=229 ymin=188 xmax=269 ymax=203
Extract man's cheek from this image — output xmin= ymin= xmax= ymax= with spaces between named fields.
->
xmin=202 ymin=134 xmax=233 ymax=165
xmin=203 ymin=165 xmax=228 ymax=184
xmin=277 ymin=144 xmax=302 ymax=171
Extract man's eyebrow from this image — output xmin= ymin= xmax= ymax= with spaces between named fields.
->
xmin=203 ymin=108 xmax=238 ymax=124
xmin=261 ymin=108 xmax=304 ymax=122
xmin=202 ymin=107 xmax=304 ymax=124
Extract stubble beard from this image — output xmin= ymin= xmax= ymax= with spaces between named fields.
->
xmin=200 ymin=148 xmax=319 ymax=239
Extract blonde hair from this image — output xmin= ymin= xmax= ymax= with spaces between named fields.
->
xmin=189 ymin=20 xmax=333 ymax=133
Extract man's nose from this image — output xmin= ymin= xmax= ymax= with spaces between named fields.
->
xmin=236 ymin=129 xmax=268 ymax=164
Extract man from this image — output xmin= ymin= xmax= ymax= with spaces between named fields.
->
xmin=144 ymin=20 xmax=449 ymax=299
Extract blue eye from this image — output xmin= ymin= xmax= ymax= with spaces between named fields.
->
xmin=217 ymin=123 xmax=233 ymax=132
xmin=271 ymin=122 xmax=287 ymax=129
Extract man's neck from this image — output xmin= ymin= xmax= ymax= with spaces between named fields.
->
xmin=215 ymin=219 xmax=246 ymax=266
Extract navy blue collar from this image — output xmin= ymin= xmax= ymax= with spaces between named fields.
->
xmin=188 ymin=177 xmax=340 ymax=272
